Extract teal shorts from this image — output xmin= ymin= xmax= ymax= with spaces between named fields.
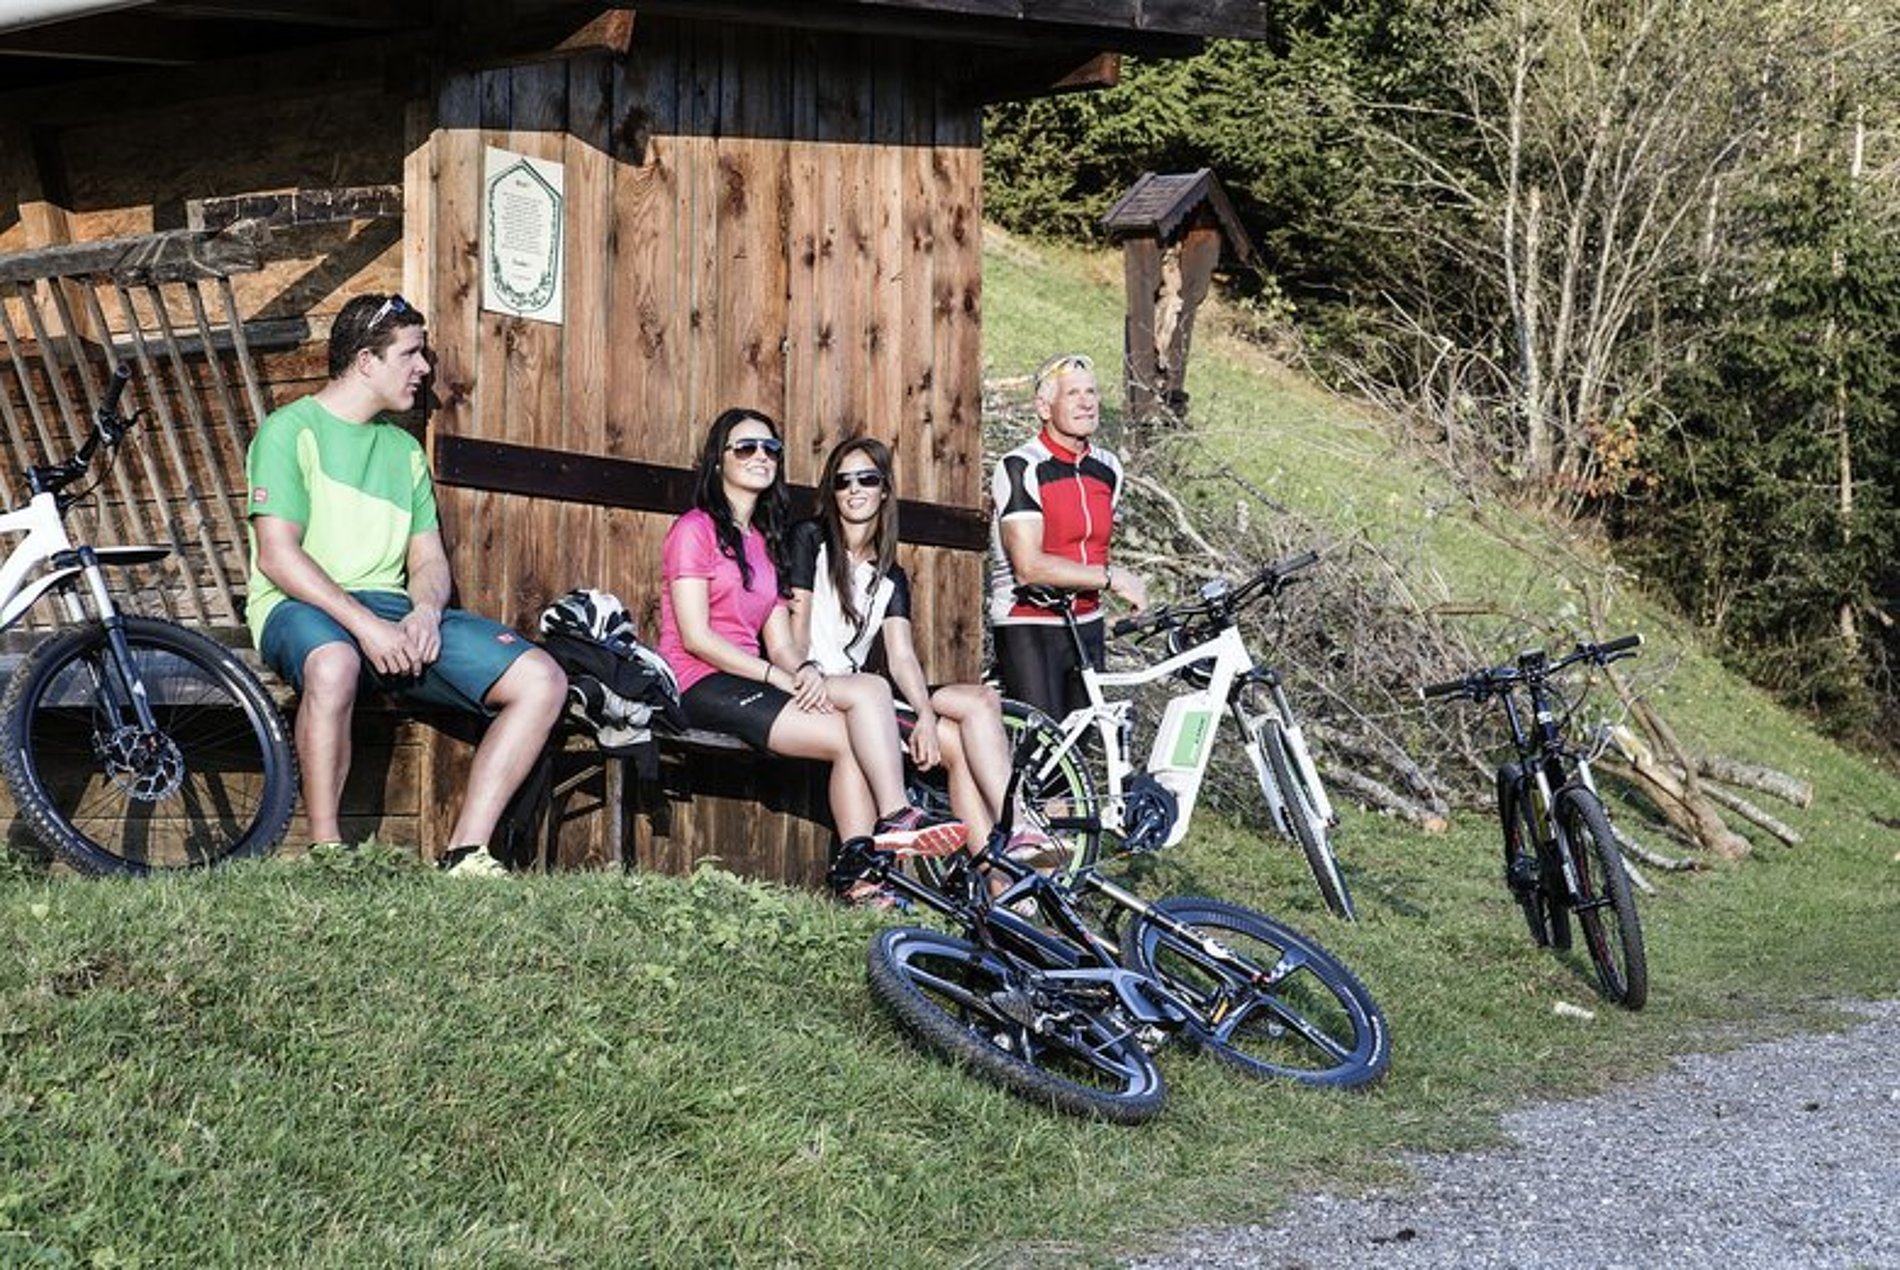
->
xmin=259 ymin=590 xmax=535 ymax=716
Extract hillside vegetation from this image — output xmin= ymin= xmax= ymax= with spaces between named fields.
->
xmin=2 ymin=237 xmax=1895 ymax=1269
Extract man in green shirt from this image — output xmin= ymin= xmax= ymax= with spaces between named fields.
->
xmin=247 ymin=292 xmax=566 ymax=875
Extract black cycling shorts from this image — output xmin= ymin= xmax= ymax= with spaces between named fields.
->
xmin=994 ymin=620 xmax=1103 ymax=722
xmin=680 ymin=673 xmax=792 ymax=750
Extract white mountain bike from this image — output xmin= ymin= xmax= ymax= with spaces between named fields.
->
xmin=0 ymin=364 xmax=296 ymax=873
xmin=912 ymin=551 xmax=1355 ymax=920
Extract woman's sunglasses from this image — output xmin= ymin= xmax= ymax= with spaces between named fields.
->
xmin=832 ymin=470 xmax=886 ymax=491
xmin=726 ymin=437 xmax=784 ymax=460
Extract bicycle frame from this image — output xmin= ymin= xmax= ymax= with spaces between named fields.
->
xmin=1490 ymin=658 xmax=1599 ymax=906
xmin=1 ymin=371 xmax=173 ymax=733
xmin=0 ymin=492 xmax=166 ymax=633
xmin=849 ymin=829 xmax=1271 ymax=1047
xmin=1024 ymin=599 xmax=1334 ymax=852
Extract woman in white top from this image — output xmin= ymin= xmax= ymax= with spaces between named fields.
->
xmin=788 ymin=437 xmax=1031 ymax=851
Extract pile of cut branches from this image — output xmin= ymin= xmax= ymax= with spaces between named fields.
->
xmin=977 ymin=385 xmax=1814 ymax=871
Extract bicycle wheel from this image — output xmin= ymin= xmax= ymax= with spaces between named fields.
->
xmin=1261 ymin=719 xmax=1354 ymax=920
xmin=904 ymin=699 xmax=1100 ymax=876
xmin=1497 ymin=767 xmax=1552 ymax=947
xmin=1555 ymin=787 xmax=1648 ymax=1009
xmin=866 ymin=926 xmax=1166 ymax=1123
xmin=0 ymin=618 xmax=297 ymax=875
xmin=1120 ymin=896 xmax=1388 ymax=1088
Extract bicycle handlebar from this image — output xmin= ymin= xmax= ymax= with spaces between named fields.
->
xmin=1419 ymin=634 xmax=1644 ymax=703
xmin=1109 ymin=548 xmax=1322 ymax=641
xmin=98 ymin=362 xmax=132 ymax=424
xmin=25 ymin=363 xmax=138 ymax=502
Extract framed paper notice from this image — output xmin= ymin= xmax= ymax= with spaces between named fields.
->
xmin=482 ymin=146 xmax=565 ymax=324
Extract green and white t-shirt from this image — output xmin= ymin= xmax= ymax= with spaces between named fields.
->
xmin=244 ymin=396 xmax=439 ymax=644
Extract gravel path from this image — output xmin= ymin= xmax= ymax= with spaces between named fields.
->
xmin=1126 ymin=999 xmax=1900 ymax=1270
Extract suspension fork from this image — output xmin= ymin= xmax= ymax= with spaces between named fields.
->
xmin=68 ymin=547 xmax=160 ymax=734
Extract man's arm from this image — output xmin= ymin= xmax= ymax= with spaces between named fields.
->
xmin=253 ymin=515 xmax=419 ymax=676
xmin=999 ymin=517 xmax=1148 ymax=609
xmin=398 ymin=529 xmax=453 ymax=665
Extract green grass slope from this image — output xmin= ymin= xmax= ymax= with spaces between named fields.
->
xmin=2 ymin=233 xmax=1895 ymax=1268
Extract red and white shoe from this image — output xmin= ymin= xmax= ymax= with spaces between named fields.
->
xmin=871 ymin=806 xmax=967 ymax=858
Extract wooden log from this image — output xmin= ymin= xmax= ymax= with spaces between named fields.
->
xmin=1698 ymin=782 xmax=1803 ymax=847
xmin=1324 ymin=765 xmax=1449 ymax=832
xmin=1693 ymin=755 xmax=1814 ymax=809
xmin=1596 ymin=754 xmax=1751 ymax=859
xmin=1610 ymin=822 xmax=1702 ymax=873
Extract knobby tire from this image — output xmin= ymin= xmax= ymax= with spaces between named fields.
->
xmin=1263 ymin=719 xmax=1354 ymax=920
xmin=1555 ymin=787 xmax=1649 ymax=1009
xmin=865 ymin=926 xmax=1166 ymax=1123
xmin=1497 ymin=769 xmax=1552 ymax=947
xmin=1120 ymin=896 xmax=1389 ymax=1088
xmin=0 ymin=618 xmax=297 ymax=874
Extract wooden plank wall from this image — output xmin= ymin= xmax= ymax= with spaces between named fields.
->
xmin=418 ymin=17 xmax=986 ymax=882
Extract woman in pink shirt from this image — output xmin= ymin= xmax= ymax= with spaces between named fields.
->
xmin=659 ymin=408 xmax=964 ymax=868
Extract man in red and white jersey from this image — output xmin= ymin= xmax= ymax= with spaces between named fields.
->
xmin=989 ymin=353 xmax=1148 ymax=719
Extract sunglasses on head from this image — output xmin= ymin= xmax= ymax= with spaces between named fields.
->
xmin=726 ymin=436 xmax=784 ymax=460
xmin=832 ymin=469 xmax=886 ymax=491
xmin=366 ymin=294 xmax=415 ymax=332
xmin=1033 ymin=352 xmax=1095 ymax=394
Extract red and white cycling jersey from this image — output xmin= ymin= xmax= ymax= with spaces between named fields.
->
xmin=988 ymin=428 xmax=1124 ymax=627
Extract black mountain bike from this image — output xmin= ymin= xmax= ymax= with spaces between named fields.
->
xmin=0 ymin=364 xmax=297 ymax=873
xmin=1423 ymin=636 xmax=1648 ymax=1009
xmin=840 ymin=743 xmax=1388 ymax=1123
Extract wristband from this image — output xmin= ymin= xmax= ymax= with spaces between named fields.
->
xmin=762 ymin=664 xmax=775 ymax=687
xmin=798 ymin=658 xmax=823 ymax=676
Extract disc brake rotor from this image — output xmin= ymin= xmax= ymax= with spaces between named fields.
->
xmin=95 ymin=725 xmax=186 ymax=801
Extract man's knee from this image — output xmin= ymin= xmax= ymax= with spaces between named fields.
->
xmin=300 ymin=643 xmax=362 ymax=707
xmin=491 ymin=648 xmax=568 ymax=716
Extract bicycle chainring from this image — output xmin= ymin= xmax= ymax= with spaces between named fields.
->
xmin=94 ymin=725 xmax=186 ymax=802
xmin=1121 ymin=775 xmax=1181 ymax=853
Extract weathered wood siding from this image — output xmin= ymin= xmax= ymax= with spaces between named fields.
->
xmin=414 ymin=18 xmax=985 ymax=877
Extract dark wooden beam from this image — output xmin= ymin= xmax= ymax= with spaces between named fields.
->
xmin=435 ymin=436 xmax=989 ymax=552
xmin=544 ymin=0 xmax=1213 ymax=53
xmin=0 ymin=27 xmax=433 ymax=123
xmin=951 ymin=49 xmax=1120 ymax=107
xmin=0 ymin=219 xmax=267 ymax=285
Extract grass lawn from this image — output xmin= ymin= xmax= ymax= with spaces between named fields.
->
xmin=2 ymin=231 xmax=1895 ymax=1268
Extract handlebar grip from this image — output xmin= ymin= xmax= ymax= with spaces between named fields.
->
xmin=1111 ymin=616 xmax=1141 ymax=638
xmin=1277 ymin=548 xmax=1321 ymax=577
xmin=1597 ymin=633 xmax=1643 ymax=655
xmin=98 ymin=363 xmax=132 ymax=419
xmin=1420 ymin=677 xmax=1469 ymax=701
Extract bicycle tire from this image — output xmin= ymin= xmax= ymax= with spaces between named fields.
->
xmin=0 ymin=618 xmax=297 ymax=875
xmin=1119 ymin=896 xmax=1389 ymax=1088
xmin=866 ymin=926 xmax=1166 ymax=1123
xmin=1497 ymin=768 xmax=1552 ymax=947
xmin=904 ymin=699 xmax=1100 ymax=877
xmin=1262 ymin=719 xmax=1354 ymax=920
xmin=1555 ymin=787 xmax=1649 ymax=1009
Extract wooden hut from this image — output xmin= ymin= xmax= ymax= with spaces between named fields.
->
xmin=0 ymin=1 xmax=1268 ymax=885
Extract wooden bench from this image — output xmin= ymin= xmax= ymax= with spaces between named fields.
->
xmin=0 ymin=638 xmax=838 ymax=886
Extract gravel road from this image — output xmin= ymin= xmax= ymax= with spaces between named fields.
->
xmin=1125 ymin=999 xmax=1900 ymax=1270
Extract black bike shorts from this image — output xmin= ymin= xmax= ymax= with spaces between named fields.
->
xmin=993 ymin=620 xmax=1104 ymax=722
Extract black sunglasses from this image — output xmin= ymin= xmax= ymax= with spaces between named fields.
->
xmin=366 ymin=294 xmax=415 ymax=332
xmin=726 ymin=437 xmax=784 ymax=460
xmin=832 ymin=470 xmax=886 ymax=491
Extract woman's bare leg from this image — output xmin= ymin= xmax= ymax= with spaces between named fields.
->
xmin=766 ymin=707 xmax=877 ymax=838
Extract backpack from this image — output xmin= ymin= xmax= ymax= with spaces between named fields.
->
xmin=537 ymin=589 xmax=687 ymax=777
